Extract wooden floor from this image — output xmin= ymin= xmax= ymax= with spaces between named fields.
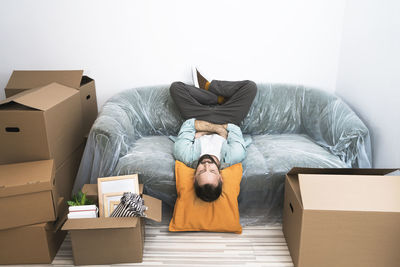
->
xmin=40 ymin=224 xmax=294 ymax=267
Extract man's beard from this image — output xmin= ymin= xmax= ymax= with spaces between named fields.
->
xmin=196 ymin=154 xmax=220 ymax=169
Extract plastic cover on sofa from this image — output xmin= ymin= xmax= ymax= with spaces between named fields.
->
xmin=72 ymin=83 xmax=372 ymax=225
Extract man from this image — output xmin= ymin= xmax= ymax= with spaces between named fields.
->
xmin=170 ymin=68 xmax=257 ymax=202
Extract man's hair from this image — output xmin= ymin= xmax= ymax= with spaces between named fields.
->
xmin=194 ymin=179 xmax=223 ymax=202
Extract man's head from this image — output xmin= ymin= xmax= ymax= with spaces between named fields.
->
xmin=194 ymin=154 xmax=223 ymax=202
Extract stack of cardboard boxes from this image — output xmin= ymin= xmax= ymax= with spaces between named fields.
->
xmin=0 ymin=70 xmax=98 ymax=264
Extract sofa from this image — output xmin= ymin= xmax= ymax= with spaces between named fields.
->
xmin=73 ymin=83 xmax=371 ymax=225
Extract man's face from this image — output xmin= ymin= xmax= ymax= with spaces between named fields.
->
xmin=194 ymin=154 xmax=222 ymax=186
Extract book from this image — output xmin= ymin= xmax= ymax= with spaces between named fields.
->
xmin=68 ymin=205 xmax=98 ymax=219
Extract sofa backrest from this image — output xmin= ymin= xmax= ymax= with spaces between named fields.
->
xmin=94 ymin=82 xmax=370 ymax=168
xmin=241 ymin=83 xmax=304 ymax=135
xmin=107 ymin=83 xmax=339 ymax=138
xmin=241 ymin=83 xmax=337 ymax=135
xmin=107 ymin=85 xmax=183 ymax=138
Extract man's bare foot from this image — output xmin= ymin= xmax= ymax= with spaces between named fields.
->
xmin=192 ymin=66 xmax=209 ymax=89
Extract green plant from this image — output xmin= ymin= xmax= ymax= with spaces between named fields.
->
xmin=67 ymin=191 xmax=95 ymax=206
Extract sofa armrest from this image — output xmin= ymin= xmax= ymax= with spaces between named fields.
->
xmin=72 ymin=102 xmax=136 ymax=194
xmin=303 ymin=98 xmax=372 ymax=167
xmin=72 ymin=85 xmax=183 ymax=194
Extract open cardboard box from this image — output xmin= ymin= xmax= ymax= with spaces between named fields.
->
xmin=0 ymin=159 xmax=64 ymax=230
xmin=62 ymin=183 xmax=162 ymax=265
xmin=0 ymin=198 xmax=68 ymax=264
xmin=4 ymin=70 xmax=98 ymax=135
xmin=0 ymin=82 xmax=84 ymax=167
xmin=283 ymin=167 xmax=400 ymax=267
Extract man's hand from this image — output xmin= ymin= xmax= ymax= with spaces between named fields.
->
xmin=215 ymin=124 xmax=228 ymax=139
xmin=217 ymin=128 xmax=228 ymax=139
xmin=195 ymin=131 xmax=212 ymax=139
xmin=195 ymin=120 xmax=228 ymax=139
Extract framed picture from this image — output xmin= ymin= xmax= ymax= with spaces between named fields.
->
xmin=102 ymin=192 xmax=124 ymax=217
xmin=109 ymin=201 xmax=120 ymax=216
xmin=98 ymin=174 xmax=139 ymax=217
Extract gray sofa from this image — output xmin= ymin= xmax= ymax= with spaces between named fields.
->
xmin=73 ymin=83 xmax=371 ymax=225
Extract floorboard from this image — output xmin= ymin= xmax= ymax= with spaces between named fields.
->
xmin=18 ymin=225 xmax=294 ymax=267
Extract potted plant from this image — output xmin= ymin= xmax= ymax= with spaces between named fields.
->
xmin=67 ymin=191 xmax=98 ymax=219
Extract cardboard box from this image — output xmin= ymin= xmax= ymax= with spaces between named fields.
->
xmin=0 ymin=159 xmax=61 ymax=230
xmin=283 ymin=168 xmax=400 ymax=267
xmin=0 ymin=82 xmax=84 ymax=168
xmin=0 ymin=140 xmax=86 ymax=231
xmin=0 ymin=206 xmax=67 ymax=264
xmin=62 ymin=183 xmax=161 ymax=265
xmin=5 ymin=70 xmax=98 ymax=135
xmin=54 ymin=141 xmax=85 ymax=201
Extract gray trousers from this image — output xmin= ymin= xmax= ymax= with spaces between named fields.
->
xmin=170 ymin=80 xmax=257 ymax=125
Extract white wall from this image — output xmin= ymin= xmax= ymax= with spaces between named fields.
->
xmin=0 ymin=0 xmax=346 ymax=107
xmin=336 ymin=0 xmax=400 ymax=167
xmin=1 ymin=1 xmax=397 ymax=168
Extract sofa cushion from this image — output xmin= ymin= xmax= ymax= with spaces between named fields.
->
xmin=237 ymin=134 xmax=348 ymax=224
xmin=246 ymin=134 xmax=347 ymax=173
xmin=115 ymin=136 xmax=177 ymax=208
xmin=114 ymin=134 xmax=347 ymax=222
xmin=239 ymin=134 xmax=347 ymax=191
xmin=117 ymin=134 xmax=345 ymax=181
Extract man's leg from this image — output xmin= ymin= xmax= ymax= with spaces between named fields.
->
xmin=209 ymin=80 xmax=257 ymax=125
xmin=186 ymin=84 xmax=218 ymax=105
xmin=170 ymin=82 xmax=218 ymax=121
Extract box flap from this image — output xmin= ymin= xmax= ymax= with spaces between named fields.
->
xmin=10 ymin=83 xmax=79 ymax=111
xmin=0 ymin=160 xmax=55 ymax=197
xmin=62 ymin=217 xmax=138 ymax=230
xmin=0 ymin=87 xmax=42 ymax=110
xmin=82 ymin=184 xmax=98 ymax=196
xmin=299 ymin=174 xmax=400 ymax=212
xmin=287 ymin=167 xmax=397 ymax=176
xmin=6 ymin=70 xmax=83 ymax=90
xmin=143 ymin=194 xmax=162 ymax=222
xmin=0 ymin=83 xmax=78 ymax=111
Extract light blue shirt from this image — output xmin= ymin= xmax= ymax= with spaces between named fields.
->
xmin=171 ymin=119 xmax=251 ymax=169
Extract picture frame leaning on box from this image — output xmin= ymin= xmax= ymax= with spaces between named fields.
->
xmin=97 ymin=174 xmax=140 ymax=217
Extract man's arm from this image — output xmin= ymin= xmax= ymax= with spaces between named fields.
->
xmin=173 ymin=119 xmax=200 ymax=166
xmin=194 ymin=120 xmax=228 ymax=139
xmin=221 ymin=124 xmax=247 ymax=165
